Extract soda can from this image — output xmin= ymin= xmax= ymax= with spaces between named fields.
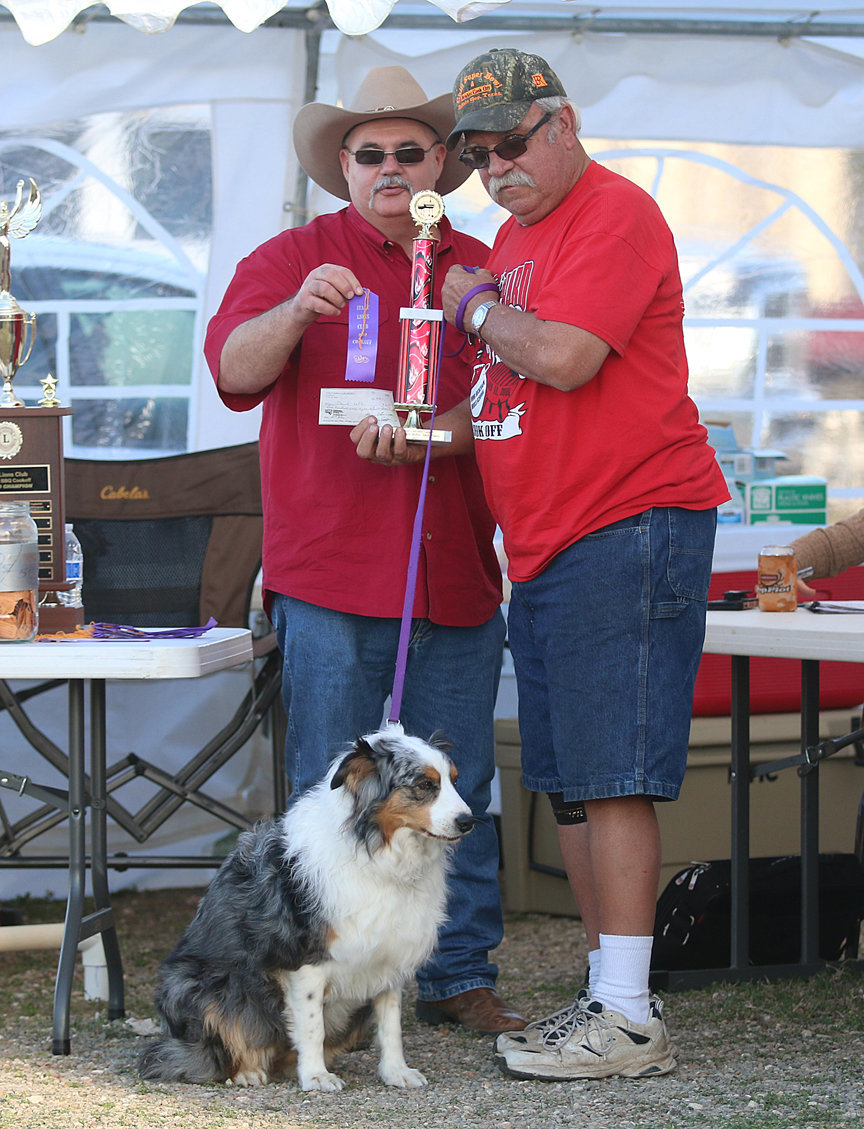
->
xmin=756 ymin=545 xmax=797 ymax=612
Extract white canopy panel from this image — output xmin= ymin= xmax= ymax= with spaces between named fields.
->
xmin=336 ymin=28 xmax=864 ymax=149
xmin=4 ymin=1 xmax=864 ymax=47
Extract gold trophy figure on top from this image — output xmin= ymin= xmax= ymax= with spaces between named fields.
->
xmin=0 ymin=178 xmax=41 ymax=408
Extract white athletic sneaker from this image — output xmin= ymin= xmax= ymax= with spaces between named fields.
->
xmin=496 ymin=992 xmax=678 ymax=1060
xmin=495 ymin=996 xmax=677 ymax=1081
xmin=494 ymin=989 xmax=589 ymax=1055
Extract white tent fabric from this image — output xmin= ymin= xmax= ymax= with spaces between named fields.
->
xmin=4 ymin=15 xmax=864 ymax=454
xmin=2 ymin=0 xmax=502 ymax=44
xmin=0 ymin=20 xmax=309 ymax=450
xmin=3 ymin=10 xmax=863 ymax=454
xmin=6 ymin=1 xmax=864 ymax=47
xmin=333 ymin=30 xmax=864 ymax=150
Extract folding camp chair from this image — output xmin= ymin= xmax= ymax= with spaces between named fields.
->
xmin=0 ymin=442 xmax=287 ymax=873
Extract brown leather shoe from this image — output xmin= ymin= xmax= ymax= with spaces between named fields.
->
xmin=415 ymin=988 xmax=528 ymax=1034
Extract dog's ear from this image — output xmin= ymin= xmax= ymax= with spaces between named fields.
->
xmin=331 ymin=735 xmax=377 ymax=791
xmin=427 ymin=730 xmax=453 ymax=756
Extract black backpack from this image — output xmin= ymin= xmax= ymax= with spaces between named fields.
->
xmin=651 ymin=854 xmax=864 ymax=971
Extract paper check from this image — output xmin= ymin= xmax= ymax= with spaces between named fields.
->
xmin=319 ymin=388 xmax=401 ymax=427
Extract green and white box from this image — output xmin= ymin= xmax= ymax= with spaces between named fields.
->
xmin=740 ymin=475 xmax=827 ymax=525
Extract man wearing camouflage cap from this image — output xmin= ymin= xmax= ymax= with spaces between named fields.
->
xmin=354 ymin=47 xmax=728 ymax=1080
xmin=445 ymin=45 xmax=730 ymax=1082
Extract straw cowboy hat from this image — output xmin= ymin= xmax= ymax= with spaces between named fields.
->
xmin=293 ymin=66 xmax=472 ymax=201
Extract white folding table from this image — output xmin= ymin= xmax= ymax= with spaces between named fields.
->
xmin=0 ymin=628 xmax=253 ymax=1052
xmin=658 ymin=604 xmax=864 ymax=988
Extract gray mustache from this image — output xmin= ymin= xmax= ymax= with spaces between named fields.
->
xmin=370 ymin=175 xmax=414 ymax=203
xmin=488 ymin=170 xmax=536 ymax=201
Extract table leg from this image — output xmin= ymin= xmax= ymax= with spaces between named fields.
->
xmin=730 ymin=654 xmax=750 ymax=969
xmin=800 ymin=659 xmax=821 ymax=965
xmin=52 ymin=680 xmax=85 ymax=1055
xmin=89 ymin=680 xmax=125 ymax=1020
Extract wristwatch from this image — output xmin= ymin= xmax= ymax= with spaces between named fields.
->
xmin=471 ymin=300 xmax=497 ymax=338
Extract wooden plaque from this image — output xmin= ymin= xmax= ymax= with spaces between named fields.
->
xmin=0 ymin=405 xmax=82 ymax=630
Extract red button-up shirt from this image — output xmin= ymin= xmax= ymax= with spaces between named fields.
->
xmin=204 ymin=205 xmax=502 ymax=626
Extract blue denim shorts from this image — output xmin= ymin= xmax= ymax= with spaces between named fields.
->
xmin=507 ymin=506 xmax=717 ymax=803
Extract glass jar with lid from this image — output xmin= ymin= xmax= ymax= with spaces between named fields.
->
xmin=0 ymin=500 xmax=39 ymax=641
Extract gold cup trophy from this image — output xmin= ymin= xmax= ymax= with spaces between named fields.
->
xmin=0 ymin=177 xmax=80 ymax=630
xmin=0 ymin=178 xmax=39 ymax=409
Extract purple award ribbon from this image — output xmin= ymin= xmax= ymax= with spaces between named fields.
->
xmin=345 ymin=288 xmax=378 ymax=383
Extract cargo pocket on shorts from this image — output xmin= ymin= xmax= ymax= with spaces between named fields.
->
xmin=652 ymin=507 xmax=716 ymax=617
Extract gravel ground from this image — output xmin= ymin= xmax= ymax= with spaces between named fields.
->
xmin=2 ymin=890 xmax=863 ymax=1129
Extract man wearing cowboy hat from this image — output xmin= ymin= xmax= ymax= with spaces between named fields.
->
xmin=204 ymin=67 xmax=526 ymax=1036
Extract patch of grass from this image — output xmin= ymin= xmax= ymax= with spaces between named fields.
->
xmin=672 ymin=965 xmax=864 ymax=1033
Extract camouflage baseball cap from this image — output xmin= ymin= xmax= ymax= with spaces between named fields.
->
xmin=446 ymin=48 xmax=567 ymax=149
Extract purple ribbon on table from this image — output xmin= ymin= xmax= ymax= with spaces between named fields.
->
xmin=89 ymin=618 xmax=219 ymax=639
xmin=345 ymin=288 xmax=379 ymax=383
xmin=37 ymin=618 xmax=220 ymax=642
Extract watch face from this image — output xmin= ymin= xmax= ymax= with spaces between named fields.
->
xmin=472 ymin=302 xmax=492 ymax=333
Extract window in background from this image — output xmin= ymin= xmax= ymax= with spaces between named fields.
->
xmin=0 ymin=106 xmax=210 ymax=457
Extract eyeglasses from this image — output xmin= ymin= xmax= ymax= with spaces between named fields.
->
xmin=344 ymin=142 xmax=439 ymax=166
xmin=458 ymin=112 xmax=554 ymax=170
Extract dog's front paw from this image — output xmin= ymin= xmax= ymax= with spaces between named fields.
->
xmin=379 ymin=1064 xmax=428 ymax=1088
xmin=299 ymin=1069 xmax=345 ymax=1092
xmin=227 ymin=1068 xmax=268 ymax=1088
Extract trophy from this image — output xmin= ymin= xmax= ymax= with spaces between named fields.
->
xmin=0 ymin=179 xmax=40 ymax=408
xmin=394 ymin=190 xmax=451 ymax=443
xmin=0 ymin=177 xmax=79 ymax=631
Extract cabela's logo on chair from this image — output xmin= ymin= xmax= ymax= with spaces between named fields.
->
xmin=100 ymin=484 xmax=151 ymax=500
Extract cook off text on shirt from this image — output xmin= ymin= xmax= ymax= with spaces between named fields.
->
xmin=470 ymin=259 xmax=534 ymax=442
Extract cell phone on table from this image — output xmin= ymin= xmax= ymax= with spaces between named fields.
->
xmin=707 ymin=589 xmax=758 ymax=610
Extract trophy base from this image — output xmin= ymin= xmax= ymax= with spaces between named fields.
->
xmin=403 ymin=426 xmax=452 ymax=444
xmin=37 ymin=603 xmax=85 ymax=635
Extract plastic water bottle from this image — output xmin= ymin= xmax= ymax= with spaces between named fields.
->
xmin=58 ymin=523 xmax=84 ymax=608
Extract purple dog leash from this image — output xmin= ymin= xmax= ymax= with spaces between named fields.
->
xmin=388 ymin=313 xmax=454 ymax=725
xmin=387 ymin=406 xmax=437 ymax=726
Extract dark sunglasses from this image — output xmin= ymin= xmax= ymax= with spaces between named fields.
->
xmin=344 ymin=142 xmax=439 ymax=166
xmin=458 ymin=112 xmax=554 ymax=170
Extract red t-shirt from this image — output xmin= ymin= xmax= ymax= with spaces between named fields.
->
xmin=472 ymin=162 xmax=729 ymax=582
xmin=205 ymin=205 xmax=502 ymax=626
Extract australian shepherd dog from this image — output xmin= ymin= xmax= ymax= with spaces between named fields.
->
xmin=138 ymin=724 xmax=473 ymax=1091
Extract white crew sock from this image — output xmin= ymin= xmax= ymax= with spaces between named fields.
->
xmin=593 ymin=933 xmax=653 ymax=1025
xmin=587 ymin=947 xmax=601 ymax=996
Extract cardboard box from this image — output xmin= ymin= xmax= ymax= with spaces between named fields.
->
xmin=740 ymin=475 xmax=827 ymax=525
xmin=495 ymin=711 xmax=864 ymax=917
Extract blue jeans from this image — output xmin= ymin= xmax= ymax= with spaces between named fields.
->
xmin=269 ymin=593 xmax=507 ymax=1001
xmin=508 ymin=506 xmax=717 ymax=802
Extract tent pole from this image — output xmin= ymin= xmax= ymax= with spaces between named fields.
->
xmin=286 ymin=16 xmax=322 ymax=227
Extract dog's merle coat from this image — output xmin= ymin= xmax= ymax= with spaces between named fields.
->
xmin=138 ymin=725 xmax=474 ymax=1091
